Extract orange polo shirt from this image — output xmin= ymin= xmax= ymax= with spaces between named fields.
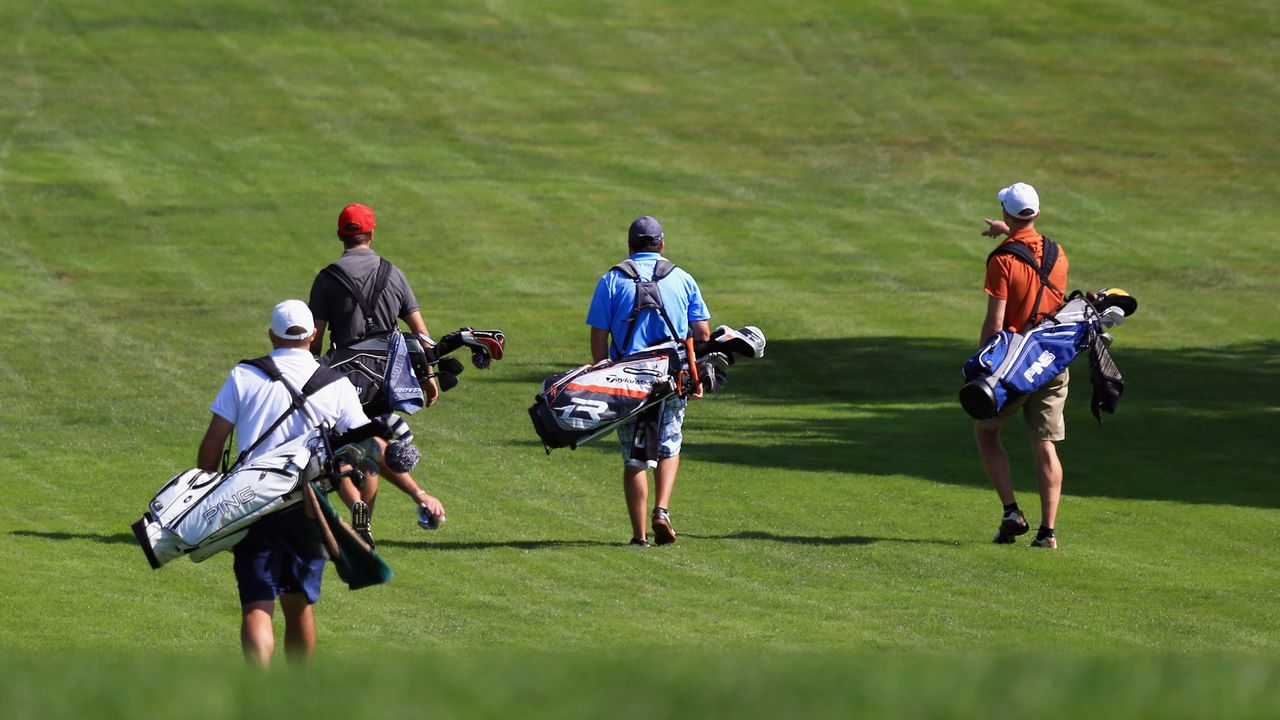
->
xmin=983 ymin=227 xmax=1070 ymax=332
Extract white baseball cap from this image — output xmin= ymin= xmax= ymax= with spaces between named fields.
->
xmin=270 ymin=299 xmax=314 ymax=341
xmin=997 ymin=182 xmax=1040 ymax=219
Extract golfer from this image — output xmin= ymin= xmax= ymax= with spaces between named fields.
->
xmin=195 ymin=300 xmax=369 ymax=667
xmin=975 ymin=183 xmax=1070 ymax=549
xmin=587 ymin=216 xmax=711 ymax=546
xmin=309 ymin=202 xmax=441 ymax=408
xmin=308 ymin=202 xmax=446 ymax=533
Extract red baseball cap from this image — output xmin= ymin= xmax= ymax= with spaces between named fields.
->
xmin=338 ymin=203 xmax=376 ymax=236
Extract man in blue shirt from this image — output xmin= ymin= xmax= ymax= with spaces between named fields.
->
xmin=586 ymin=216 xmax=711 ymax=546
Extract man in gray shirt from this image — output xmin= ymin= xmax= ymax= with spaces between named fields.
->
xmin=309 ymin=202 xmax=440 ymax=407
xmin=308 ymin=203 xmax=446 ymax=536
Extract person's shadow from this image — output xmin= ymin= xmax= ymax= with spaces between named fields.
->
xmin=685 ymin=337 xmax=1278 ymax=509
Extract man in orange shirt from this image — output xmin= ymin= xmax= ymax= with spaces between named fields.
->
xmin=976 ymin=182 xmax=1070 ymax=549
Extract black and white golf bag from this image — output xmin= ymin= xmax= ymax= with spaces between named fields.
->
xmin=960 ymin=289 xmax=1137 ymax=421
xmin=529 ymin=325 xmax=766 ymax=454
xmin=320 ymin=327 xmax=506 ymax=416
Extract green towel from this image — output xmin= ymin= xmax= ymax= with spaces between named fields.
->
xmin=303 ymin=480 xmax=393 ymax=590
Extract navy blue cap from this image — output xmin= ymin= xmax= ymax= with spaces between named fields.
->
xmin=628 ymin=215 xmax=664 ymax=246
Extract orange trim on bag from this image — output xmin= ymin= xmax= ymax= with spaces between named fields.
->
xmin=565 ymin=382 xmax=651 ymax=399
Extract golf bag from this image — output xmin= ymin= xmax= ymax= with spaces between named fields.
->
xmin=132 ymin=418 xmax=416 ymax=570
xmin=960 ymin=289 xmax=1137 ymax=421
xmin=320 ymin=327 xmax=506 ymax=416
xmin=529 ymin=325 xmax=766 ymax=454
xmin=131 ymin=430 xmax=324 ymax=569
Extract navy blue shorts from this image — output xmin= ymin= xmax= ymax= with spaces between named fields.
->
xmin=232 ymin=505 xmax=326 ymax=606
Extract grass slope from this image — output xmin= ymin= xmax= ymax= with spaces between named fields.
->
xmin=0 ymin=0 xmax=1277 ymax=716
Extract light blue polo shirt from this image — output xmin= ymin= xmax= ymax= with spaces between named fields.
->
xmin=586 ymin=252 xmax=711 ymax=359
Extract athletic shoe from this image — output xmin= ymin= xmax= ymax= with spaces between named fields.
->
xmin=652 ymin=508 xmax=677 ymax=546
xmin=1030 ymin=535 xmax=1058 ymax=549
xmin=352 ymin=501 xmax=375 ymax=549
xmin=629 ymin=537 xmax=649 ymax=547
xmin=991 ymin=509 xmax=1029 ymax=544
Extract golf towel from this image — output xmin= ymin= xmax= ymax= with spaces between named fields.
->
xmin=383 ymin=331 xmax=424 ymax=414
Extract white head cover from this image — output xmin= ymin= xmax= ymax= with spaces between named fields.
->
xmin=997 ymin=182 xmax=1040 ymax=219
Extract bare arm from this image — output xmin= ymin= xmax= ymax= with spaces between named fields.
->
xmin=982 ymin=218 xmax=1010 ymax=238
xmin=377 ymin=460 xmax=445 ymax=518
xmin=980 ymin=296 xmax=1006 ymax=346
xmin=197 ymin=414 xmax=235 ymax=472
xmin=309 ymin=320 xmax=327 ymax=356
xmin=590 ymin=327 xmax=611 ymax=363
xmin=689 ymin=320 xmax=711 ymax=343
xmin=404 ymin=311 xmax=440 ymax=407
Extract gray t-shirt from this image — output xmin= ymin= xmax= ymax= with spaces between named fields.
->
xmin=309 ymin=247 xmax=420 ymax=351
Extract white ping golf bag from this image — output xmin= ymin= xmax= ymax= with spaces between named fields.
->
xmin=131 ymin=430 xmax=327 ymax=569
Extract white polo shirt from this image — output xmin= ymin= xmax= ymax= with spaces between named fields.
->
xmin=210 ymin=347 xmax=369 ymax=462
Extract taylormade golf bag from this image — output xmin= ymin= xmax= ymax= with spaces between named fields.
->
xmin=529 ymin=325 xmax=766 ymax=453
xmin=960 ymin=289 xmax=1137 ymax=421
xmin=321 ymin=327 xmax=506 ymax=415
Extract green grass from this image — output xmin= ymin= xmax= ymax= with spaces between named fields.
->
xmin=1 ymin=0 xmax=1278 ymax=717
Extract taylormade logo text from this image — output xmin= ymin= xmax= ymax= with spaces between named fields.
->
xmin=1023 ymin=351 xmax=1056 ymax=382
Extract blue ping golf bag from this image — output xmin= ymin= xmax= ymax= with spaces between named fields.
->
xmin=960 ymin=290 xmax=1136 ymax=420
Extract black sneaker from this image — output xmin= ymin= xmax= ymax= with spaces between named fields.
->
xmin=629 ymin=537 xmax=649 ymax=547
xmin=352 ymin=501 xmax=375 ymax=549
xmin=991 ymin=509 xmax=1029 ymax=544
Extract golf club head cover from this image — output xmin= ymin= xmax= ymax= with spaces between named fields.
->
xmin=460 ymin=329 xmax=505 ymax=361
xmin=1094 ymin=288 xmax=1138 ymax=318
xmin=438 ymin=356 xmax=465 ymax=376
xmin=436 ymin=370 xmax=459 ymax=392
xmin=435 ymin=328 xmax=506 ymax=364
xmin=384 ymin=439 xmax=422 ymax=473
xmin=700 ymin=325 xmax=766 ymax=364
xmin=698 ymin=352 xmax=731 ymax=393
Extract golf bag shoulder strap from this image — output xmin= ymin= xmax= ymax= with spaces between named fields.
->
xmin=321 ymin=258 xmax=396 ymax=340
xmin=987 ymin=236 xmax=1063 ymax=327
xmin=612 ymin=258 xmax=677 ymax=282
xmin=228 ymin=357 xmax=346 ymax=470
xmin=609 ymin=259 xmax=682 ymax=357
xmin=239 ymin=356 xmax=345 ymax=400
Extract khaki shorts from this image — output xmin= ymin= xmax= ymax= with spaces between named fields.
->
xmin=976 ymin=368 xmax=1069 ymax=441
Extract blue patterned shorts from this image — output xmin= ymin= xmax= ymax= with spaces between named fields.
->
xmin=616 ymin=397 xmax=688 ymax=468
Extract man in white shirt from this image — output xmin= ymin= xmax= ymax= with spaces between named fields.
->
xmin=194 ymin=300 xmax=369 ymax=667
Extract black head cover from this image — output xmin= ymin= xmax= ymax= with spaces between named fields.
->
xmin=1094 ymin=288 xmax=1138 ymax=317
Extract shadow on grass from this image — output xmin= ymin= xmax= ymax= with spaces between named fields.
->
xmin=10 ymin=530 xmax=137 ymax=545
xmin=688 ymin=531 xmax=959 ymax=547
xmin=376 ymin=538 xmax=619 ymax=551
xmin=686 ymin=337 xmax=1279 ymax=509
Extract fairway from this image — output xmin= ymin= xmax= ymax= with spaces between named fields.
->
xmin=1 ymin=0 xmax=1277 ymax=717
